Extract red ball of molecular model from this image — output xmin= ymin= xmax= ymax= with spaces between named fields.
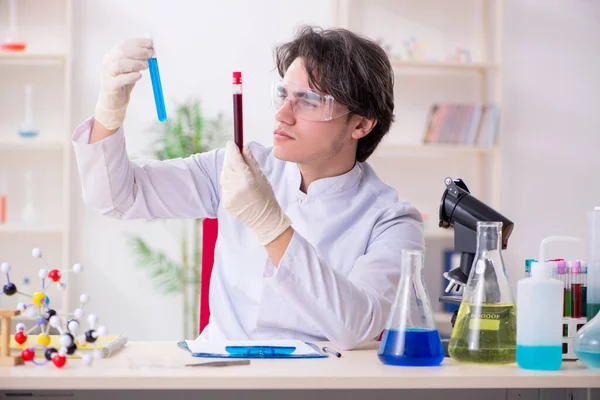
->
xmin=17 ymin=312 xmax=107 ymax=367
xmin=2 ymin=248 xmax=108 ymax=367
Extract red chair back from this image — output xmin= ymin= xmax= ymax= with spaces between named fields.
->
xmin=199 ymin=218 xmax=218 ymax=334
xmin=198 ymin=217 xmax=383 ymax=340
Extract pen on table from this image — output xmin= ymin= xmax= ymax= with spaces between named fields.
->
xmin=185 ymin=359 xmax=251 ymax=367
xmin=322 ymin=347 xmax=342 ymax=358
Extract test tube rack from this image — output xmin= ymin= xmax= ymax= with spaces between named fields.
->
xmin=562 ymin=316 xmax=587 ymax=360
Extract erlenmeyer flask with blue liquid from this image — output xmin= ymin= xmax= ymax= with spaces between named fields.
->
xmin=378 ymin=249 xmax=444 ymax=366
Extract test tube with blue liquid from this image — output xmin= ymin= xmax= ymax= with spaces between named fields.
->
xmin=378 ymin=249 xmax=444 ymax=367
xmin=148 ymin=41 xmax=167 ymax=122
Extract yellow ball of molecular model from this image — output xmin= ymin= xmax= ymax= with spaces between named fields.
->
xmin=2 ymin=247 xmax=107 ymax=368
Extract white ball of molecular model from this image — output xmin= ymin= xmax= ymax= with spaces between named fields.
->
xmin=2 ymin=248 xmax=108 ymax=368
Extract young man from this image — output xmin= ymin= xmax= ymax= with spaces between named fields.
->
xmin=72 ymin=26 xmax=424 ymax=350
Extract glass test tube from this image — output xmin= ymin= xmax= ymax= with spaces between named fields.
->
xmin=149 ymin=56 xmax=167 ymax=122
xmin=582 ymin=261 xmax=588 ymax=318
xmin=232 ymin=72 xmax=243 ymax=152
xmin=572 ymin=261 xmax=582 ymax=319
xmin=558 ymin=261 xmax=566 ymax=317
xmin=588 ymin=208 xmax=600 ymax=321
xmin=566 ymin=262 xmax=572 ymax=317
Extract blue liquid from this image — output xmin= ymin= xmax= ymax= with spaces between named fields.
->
xmin=378 ymin=328 xmax=444 ymax=366
xmin=516 ymin=345 xmax=562 ymax=370
xmin=576 ymin=351 xmax=600 ymax=369
xmin=226 ymin=346 xmax=296 ymax=357
xmin=18 ymin=130 xmax=39 ymax=138
xmin=148 ymin=57 xmax=167 ymax=122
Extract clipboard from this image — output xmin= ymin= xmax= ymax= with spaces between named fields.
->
xmin=177 ymin=340 xmax=328 ymax=359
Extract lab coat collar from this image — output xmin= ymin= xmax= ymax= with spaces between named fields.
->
xmin=294 ymin=161 xmax=363 ymax=197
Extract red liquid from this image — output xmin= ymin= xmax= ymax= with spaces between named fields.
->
xmin=1 ymin=42 xmax=27 ymax=51
xmin=572 ymin=284 xmax=582 ymax=318
xmin=233 ymin=93 xmax=243 ymax=152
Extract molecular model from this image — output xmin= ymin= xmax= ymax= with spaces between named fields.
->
xmin=1 ymin=248 xmax=107 ymax=368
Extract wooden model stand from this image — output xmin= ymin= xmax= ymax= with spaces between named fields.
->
xmin=0 ymin=309 xmax=23 ymax=366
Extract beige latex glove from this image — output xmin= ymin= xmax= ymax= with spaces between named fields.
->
xmin=221 ymin=141 xmax=292 ymax=246
xmin=94 ymin=38 xmax=154 ymax=130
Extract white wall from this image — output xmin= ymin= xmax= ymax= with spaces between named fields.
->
xmin=70 ymin=0 xmax=333 ymax=340
xmin=501 ymin=0 xmax=600 ymax=292
xmin=69 ymin=0 xmax=600 ymax=340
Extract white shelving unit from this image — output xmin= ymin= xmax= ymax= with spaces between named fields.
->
xmin=330 ymin=0 xmax=503 ymax=314
xmin=391 ymin=59 xmax=497 ymax=72
xmin=331 ymin=0 xmax=503 ymax=220
xmin=0 ymin=0 xmax=73 ymax=314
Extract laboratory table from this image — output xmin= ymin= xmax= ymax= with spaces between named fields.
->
xmin=1 ymin=341 xmax=599 ymax=399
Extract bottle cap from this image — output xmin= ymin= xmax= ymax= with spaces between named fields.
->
xmin=571 ymin=260 xmax=581 ymax=273
xmin=232 ymin=72 xmax=242 ymax=84
xmin=557 ymin=260 xmax=567 ymax=274
xmin=531 ymin=261 xmax=552 ymax=279
xmin=525 ymin=259 xmax=535 ymax=267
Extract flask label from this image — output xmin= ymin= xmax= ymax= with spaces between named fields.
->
xmin=469 ymin=315 xmax=500 ymax=330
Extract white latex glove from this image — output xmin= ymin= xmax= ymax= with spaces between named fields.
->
xmin=94 ymin=38 xmax=154 ymax=130
xmin=221 ymin=141 xmax=292 ymax=246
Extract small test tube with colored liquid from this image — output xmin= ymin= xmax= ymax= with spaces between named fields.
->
xmin=571 ymin=261 xmax=582 ymax=318
xmin=558 ymin=261 xmax=567 ymax=317
xmin=565 ymin=261 xmax=572 ymax=317
xmin=525 ymin=259 xmax=534 ymax=278
xmin=148 ymin=48 xmax=167 ymax=122
xmin=581 ymin=261 xmax=587 ymax=317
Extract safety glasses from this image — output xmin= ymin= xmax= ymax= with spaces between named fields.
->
xmin=270 ymin=79 xmax=351 ymax=122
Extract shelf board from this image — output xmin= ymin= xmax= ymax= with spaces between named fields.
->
xmin=0 ymin=138 xmax=66 ymax=151
xmin=0 ymin=52 xmax=67 ymax=66
xmin=373 ymin=143 xmax=498 ymax=158
xmin=0 ymin=225 xmax=65 ymax=234
xmin=391 ymin=60 xmax=496 ymax=72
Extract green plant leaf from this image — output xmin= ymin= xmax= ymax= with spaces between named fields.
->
xmin=127 ymin=235 xmax=183 ymax=295
xmin=128 ymin=99 xmax=229 ymax=312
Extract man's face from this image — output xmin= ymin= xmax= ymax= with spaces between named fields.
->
xmin=272 ymin=58 xmax=355 ymax=164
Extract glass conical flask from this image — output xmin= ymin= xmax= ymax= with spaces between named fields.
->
xmin=378 ymin=249 xmax=444 ymax=366
xmin=1 ymin=0 xmax=28 ymax=52
xmin=574 ymin=312 xmax=600 ymax=368
xmin=448 ymin=221 xmax=517 ymax=364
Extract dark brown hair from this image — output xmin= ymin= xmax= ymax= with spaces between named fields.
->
xmin=274 ymin=25 xmax=395 ymax=162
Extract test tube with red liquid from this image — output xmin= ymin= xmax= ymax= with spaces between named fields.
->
xmin=572 ymin=261 xmax=582 ymax=318
xmin=232 ymin=72 xmax=243 ymax=151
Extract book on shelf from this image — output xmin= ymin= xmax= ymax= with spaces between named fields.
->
xmin=423 ymin=103 xmax=499 ymax=147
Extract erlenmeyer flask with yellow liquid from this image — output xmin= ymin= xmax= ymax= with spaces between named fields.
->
xmin=448 ymin=221 xmax=517 ymax=364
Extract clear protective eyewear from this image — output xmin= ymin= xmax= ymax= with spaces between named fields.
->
xmin=271 ymin=79 xmax=351 ymax=122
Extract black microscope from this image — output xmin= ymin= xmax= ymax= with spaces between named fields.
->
xmin=437 ymin=177 xmax=514 ymax=355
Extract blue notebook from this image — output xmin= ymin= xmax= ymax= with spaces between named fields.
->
xmin=177 ymin=339 xmax=328 ymax=359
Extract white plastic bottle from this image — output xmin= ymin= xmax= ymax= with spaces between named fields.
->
xmin=516 ymin=260 xmax=564 ymax=370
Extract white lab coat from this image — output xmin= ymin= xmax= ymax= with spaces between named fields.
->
xmin=72 ymin=117 xmax=425 ymax=350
